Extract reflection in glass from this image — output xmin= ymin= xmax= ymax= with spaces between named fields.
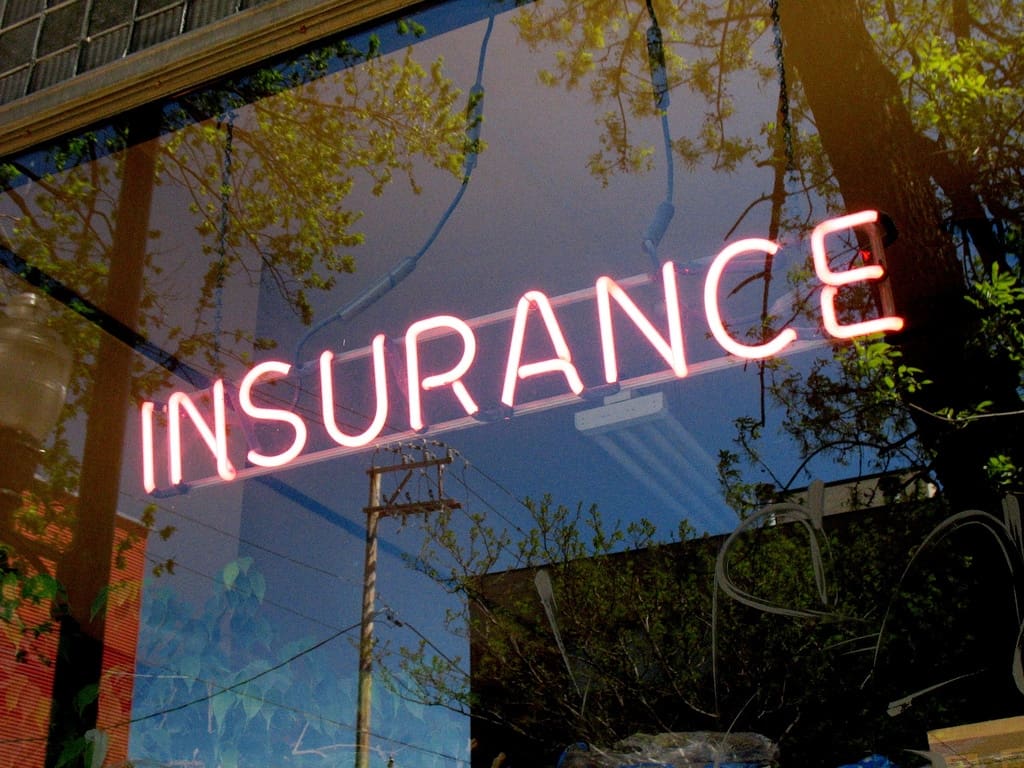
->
xmin=1 ymin=0 xmax=1023 ymax=766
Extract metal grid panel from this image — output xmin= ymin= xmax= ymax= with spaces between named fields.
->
xmin=129 ymin=2 xmax=186 ymax=51
xmin=2 ymin=0 xmax=45 ymax=27
xmin=79 ymin=23 xmax=129 ymax=71
xmin=0 ymin=0 xmax=244 ymax=104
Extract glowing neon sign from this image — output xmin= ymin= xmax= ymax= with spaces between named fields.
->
xmin=141 ymin=210 xmax=903 ymax=493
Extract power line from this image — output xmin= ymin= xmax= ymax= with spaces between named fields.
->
xmin=426 ymin=443 xmax=532 ymax=537
xmin=128 ymin=618 xmax=362 ymax=727
xmin=1 ymin=620 xmax=466 ymax=764
xmin=142 ymin=554 xmax=339 ymax=632
xmin=124 ymin=489 xmax=354 ymax=584
xmin=378 ymin=597 xmax=468 ymax=678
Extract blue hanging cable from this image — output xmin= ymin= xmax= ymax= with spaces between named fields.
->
xmin=641 ymin=0 xmax=676 ymax=272
xmin=293 ymin=15 xmax=495 ymax=373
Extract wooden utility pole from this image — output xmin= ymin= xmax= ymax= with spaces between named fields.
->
xmin=355 ymin=451 xmax=460 ymax=768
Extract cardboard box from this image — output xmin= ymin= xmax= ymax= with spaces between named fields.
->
xmin=928 ymin=715 xmax=1024 ymax=767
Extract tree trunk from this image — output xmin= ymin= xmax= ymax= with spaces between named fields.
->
xmin=779 ymin=0 xmax=1023 ymax=511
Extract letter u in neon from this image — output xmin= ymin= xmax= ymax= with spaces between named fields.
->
xmin=321 ymin=334 xmax=389 ymax=447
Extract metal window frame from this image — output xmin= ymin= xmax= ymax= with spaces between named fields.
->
xmin=0 ymin=0 xmax=420 ymax=158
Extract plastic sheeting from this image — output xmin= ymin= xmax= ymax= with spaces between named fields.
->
xmin=556 ymin=732 xmax=778 ymax=768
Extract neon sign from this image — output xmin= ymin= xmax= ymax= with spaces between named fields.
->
xmin=141 ymin=210 xmax=903 ymax=494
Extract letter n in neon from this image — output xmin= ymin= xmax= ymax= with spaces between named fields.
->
xmin=168 ymin=380 xmax=236 ymax=484
xmin=596 ymin=261 xmax=687 ymax=383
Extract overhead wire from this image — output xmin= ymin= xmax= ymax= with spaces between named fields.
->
xmin=125 ymin=490 xmax=353 ymax=583
xmin=2 ymin=621 xmax=464 ymax=764
xmin=128 ymin=618 xmax=364 ymax=727
xmin=293 ymin=14 xmax=495 ymax=372
xmin=3 ymin=4 xmax=724 ymax=762
xmin=378 ymin=595 xmax=469 ymax=677
xmin=641 ymin=0 xmax=676 ymax=272
xmin=141 ymin=553 xmax=339 ymax=632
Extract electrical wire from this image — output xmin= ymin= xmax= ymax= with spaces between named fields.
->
xmin=124 ymin=489 xmax=354 ymax=584
xmin=127 ymin=618 xmax=363 ymax=727
xmin=213 ymin=110 xmax=234 ymax=368
xmin=641 ymin=0 xmax=676 ymax=272
xmin=379 ymin=597 xmax=469 ymax=677
xmin=142 ymin=553 xmax=339 ymax=631
xmin=293 ymin=15 xmax=495 ymax=371
xmin=1 ymin=619 xmax=466 ymax=763
xmin=142 ymin=15 xmax=500 ymax=497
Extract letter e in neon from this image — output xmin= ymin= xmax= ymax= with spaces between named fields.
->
xmin=811 ymin=210 xmax=905 ymax=338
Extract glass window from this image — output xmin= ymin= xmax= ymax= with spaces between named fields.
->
xmin=1 ymin=1 xmax=1022 ymax=766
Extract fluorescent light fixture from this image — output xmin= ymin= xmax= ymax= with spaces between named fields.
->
xmin=575 ymin=390 xmax=729 ymax=531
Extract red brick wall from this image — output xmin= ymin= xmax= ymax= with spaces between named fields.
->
xmin=0 ymin=514 xmax=147 ymax=767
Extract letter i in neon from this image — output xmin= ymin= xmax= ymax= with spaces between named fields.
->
xmin=141 ymin=401 xmax=157 ymax=493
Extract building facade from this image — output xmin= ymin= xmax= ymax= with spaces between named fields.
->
xmin=1 ymin=1 xmax=1022 ymax=766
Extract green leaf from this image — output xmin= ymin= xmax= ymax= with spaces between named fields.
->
xmin=219 ymin=745 xmax=240 ymax=768
xmin=211 ymin=691 xmax=235 ymax=734
xmin=74 ymin=684 xmax=100 ymax=716
xmin=179 ymin=652 xmax=201 ymax=686
xmin=223 ymin=560 xmax=240 ymax=590
xmin=250 ymin=571 xmax=266 ymax=602
xmin=90 ymin=587 xmax=109 ymax=621
xmin=242 ymin=687 xmax=262 ymax=721
xmin=55 ymin=735 xmax=89 ymax=768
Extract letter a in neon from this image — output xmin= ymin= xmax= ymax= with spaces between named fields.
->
xmin=502 ymin=291 xmax=584 ymax=407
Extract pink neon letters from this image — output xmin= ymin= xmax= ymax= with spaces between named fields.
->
xmin=502 ymin=291 xmax=584 ymax=407
xmin=597 ymin=261 xmax=686 ymax=381
xmin=239 ymin=361 xmax=307 ymax=467
xmin=142 ymin=210 xmax=904 ymax=492
xmin=407 ymin=317 xmax=479 ymax=430
xmin=322 ymin=335 xmax=389 ymax=446
xmin=811 ymin=210 xmax=906 ymax=338
xmin=167 ymin=380 xmax=235 ymax=486
xmin=704 ymin=238 xmax=798 ymax=359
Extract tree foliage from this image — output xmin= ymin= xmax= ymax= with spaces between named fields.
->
xmin=401 ymin=488 xmax=1021 ymax=766
xmin=0 ymin=18 xmax=474 ymax=766
xmin=397 ymin=1 xmax=1024 ymax=764
xmin=507 ymin=0 xmax=1024 ymax=509
xmin=134 ymin=557 xmax=450 ymax=767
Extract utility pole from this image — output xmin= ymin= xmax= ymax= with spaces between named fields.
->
xmin=355 ymin=450 xmax=460 ymax=768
